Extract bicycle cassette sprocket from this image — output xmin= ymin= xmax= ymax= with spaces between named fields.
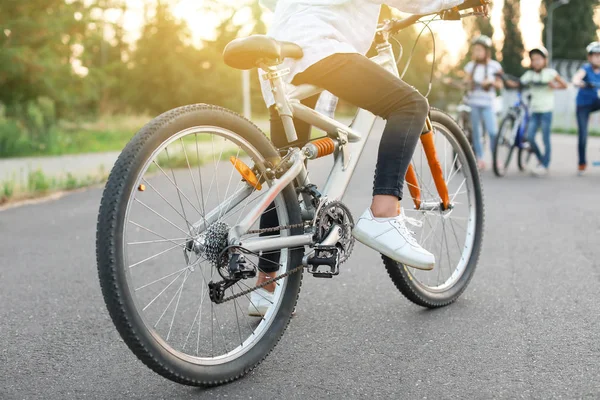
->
xmin=314 ymin=200 xmax=355 ymax=263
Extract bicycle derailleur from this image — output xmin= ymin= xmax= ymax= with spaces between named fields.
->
xmin=303 ymin=200 xmax=355 ymax=278
xmin=186 ymin=221 xmax=257 ymax=304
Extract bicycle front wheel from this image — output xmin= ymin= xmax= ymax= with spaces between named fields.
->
xmin=384 ymin=109 xmax=484 ymax=308
xmin=493 ymin=114 xmax=517 ymax=177
xmin=96 ymin=104 xmax=304 ymax=386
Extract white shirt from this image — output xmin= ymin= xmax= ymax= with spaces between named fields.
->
xmin=260 ymin=0 xmax=465 ymax=107
xmin=464 ymin=60 xmax=503 ymax=108
xmin=520 ymin=68 xmax=559 ymax=113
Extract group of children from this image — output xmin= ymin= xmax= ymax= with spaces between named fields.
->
xmin=464 ymin=37 xmax=600 ymax=176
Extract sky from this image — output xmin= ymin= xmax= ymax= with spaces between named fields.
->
xmin=118 ymin=0 xmax=546 ymax=66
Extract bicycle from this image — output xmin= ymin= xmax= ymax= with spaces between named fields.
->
xmin=492 ymin=74 xmax=549 ymax=177
xmin=96 ymin=1 xmax=486 ymax=387
xmin=442 ymin=78 xmax=489 ymax=156
xmin=580 ymin=81 xmax=600 ymax=170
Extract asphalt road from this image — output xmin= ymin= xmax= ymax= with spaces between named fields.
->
xmin=1 ymin=132 xmax=599 ymax=400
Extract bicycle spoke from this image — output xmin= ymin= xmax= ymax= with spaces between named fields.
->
xmin=218 ymin=147 xmax=241 ymax=221
xmin=129 ymin=243 xmax=182 ymax=269
xmin=133 ymin=199 xmax=189 ymax=236
xmin=182 ymin=284 xmax=207 ymax=351
xmin=236 ymin=282 xmax=266 ymax=323
xmin=231 ymin=288 xmax=244 ymax=346
xmin=195 ymin=134 xmax=208 ymax=229
xmin=128 ymin=238 xmax=188 ymax=245
xmin=129 ymin=220 xmax=188 ymax=248
xmin=141 ymin=178 xmax=192 ymax=227
xmin=152 ymin=159 xmax=203 ymax=217
xmin=136 ymin=266 xmax=191 ymax=291
xmin=181 ymin=138 xmax=205 ymax=217
xmin=165 ymin=147 xmax=192 ymax=231
xmin=143 ymin=270 xmax=186 ymax=311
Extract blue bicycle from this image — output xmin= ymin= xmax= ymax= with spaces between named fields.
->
xmin=493 ymin=75 xmax=548 ymax=177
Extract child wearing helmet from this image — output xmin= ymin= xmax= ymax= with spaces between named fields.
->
xmin=464 ymin=35 xmax=504 ymax=170
xmin=572 ymin=41 xmax=600 ymax=175
xmin=518 ymin=47 xmax=568 ymax=176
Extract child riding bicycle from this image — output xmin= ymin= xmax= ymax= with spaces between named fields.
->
xmin=506 ymin=47 xmax=567 ymax=176
xmin=572 ymin=41 xmax=600 ymax=176
xmin=251 ymin=0 xmax=488 ymax=316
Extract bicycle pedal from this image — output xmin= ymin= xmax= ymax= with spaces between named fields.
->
xmin=305 ymin=245 xmax=340 ymax=278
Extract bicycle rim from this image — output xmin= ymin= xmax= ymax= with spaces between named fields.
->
xmin=121 ymin=126 xmax=293 ymax=365
xmin=495 ymin=117 xmax=517 ymax=176
xmin=403 ymin=121 xmax=478 ymax=292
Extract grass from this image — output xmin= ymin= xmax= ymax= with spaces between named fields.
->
xmin=553 ymin=127 xmax=600 ymax=136
xmin=0 ymin=168 xmax=108 ymax=206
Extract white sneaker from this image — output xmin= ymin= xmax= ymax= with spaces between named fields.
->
xmin=352 ymin=208 xmax=435 ymax=270
xmin=247 ymin=288 xmax=274 ymax=317
xmin=531 ymin=164 xmax=548 ymax=176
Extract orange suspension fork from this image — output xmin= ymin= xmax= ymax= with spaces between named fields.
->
xmin=420 ymin=118 xmax=450 ymax=210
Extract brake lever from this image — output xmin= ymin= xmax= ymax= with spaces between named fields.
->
xmin=441 ymin=10 xmax=461 ymax=20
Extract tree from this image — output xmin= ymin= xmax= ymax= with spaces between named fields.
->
xmin=79 ymin=0 xmax=130 ymax=114
xmin=126 ymin=4 xmax=195 ymax=114
xmin=541 ymin=0 xmax=598 ymax=60
xmin=0 ymin=0 xmax=87 ymax=115
xmin=502 ymin=0 xmax=525 ymax=75
xmin=462 ymin=5 xmax=496 ymax=66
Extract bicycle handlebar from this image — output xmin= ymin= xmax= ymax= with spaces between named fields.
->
xmin=387 ymin=0 xmax=491 ymax=34
xmin=496 ymin=73 xmax=552 ymax=91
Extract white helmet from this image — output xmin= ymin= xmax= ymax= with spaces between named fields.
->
xmin=586 ymin=41 xmax=600 ymax=54
xmin=529 ymin=47 xmax=549 ymax=59
xmin=471 ymin=35 xmax=492 ymax=49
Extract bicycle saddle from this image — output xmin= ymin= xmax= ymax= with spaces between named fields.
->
xmin=223 ymin=35 xmax=303 ymax=70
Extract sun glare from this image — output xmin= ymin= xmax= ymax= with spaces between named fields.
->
xmin=122 ymin=0 xmax=544 ymax=65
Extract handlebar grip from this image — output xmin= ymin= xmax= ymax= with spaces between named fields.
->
xmin=456 ymin=0 xmax=487 ymax=11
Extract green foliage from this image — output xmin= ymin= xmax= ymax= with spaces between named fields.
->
xmin=28 ymin=170 xmax=51 ymax=193
xmin=541 ymin=0 xmax=599 ymax=60
xmin=0 ymin=0 xmax=87 ymax=117
xmin=462 ymin=6 xmax=497 ymax=66
xmin=2 ymin=180 xmax=15 ymax=200
xmin=502 ymin=0 xmax=525 ymax=75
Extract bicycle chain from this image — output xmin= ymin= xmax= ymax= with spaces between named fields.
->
xmin=213 ymin=222 xmax=307 ymax=304
xmin=215 ymin=264 xmax=305 ymax=304
xmin=246 ymin=223 xmax=306 ymax=235
xmin=214 ymin=202 xmax=352 ymax=304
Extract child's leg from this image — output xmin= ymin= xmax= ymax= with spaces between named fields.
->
xmin=480 ymin=106 xmax=498 ymax=154
xmin=527 ymin=113 xmax=543 ymax=165
xmin=576 ymin=105 xmax=592 ymax=167
xmin=257 ymin=96 xmax=319 ymax=289
xmin=540 ymin=112 xmax=553 ymax=168
xmin=470 ymin=107 xmax=484 ymax=160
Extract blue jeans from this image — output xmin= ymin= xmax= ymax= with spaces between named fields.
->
xmin=576 ymin=100 xmax=600 ymax=166
xmin=470 ymin=105 xmax=497 ymax=160
xmin=527 ymin=112 xmax=553 ymax=168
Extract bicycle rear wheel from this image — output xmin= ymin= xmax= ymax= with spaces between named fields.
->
xmin=96 ymin=104 xmax=304 ymax=386
xmin=493 ymin=114 xmax=517 ymax=177
xmin=384 ymin=109 xmax=484 ymax=308
xmin=518 ymin=145 xmax=534 ymax=172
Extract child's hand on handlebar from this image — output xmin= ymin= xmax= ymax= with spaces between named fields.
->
xmin=474 ymin=5 xmax=489 ymax=17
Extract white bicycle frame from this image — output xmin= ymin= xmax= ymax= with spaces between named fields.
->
xmin=193 ymin=34 xmax=406 ymax=253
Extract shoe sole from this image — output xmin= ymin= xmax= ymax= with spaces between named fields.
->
xmin=352 ymin=229 xmax=434 ymax=271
